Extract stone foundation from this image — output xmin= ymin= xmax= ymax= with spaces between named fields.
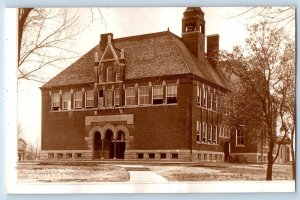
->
xmin=40 ymin=150 xmax=92 ymax=160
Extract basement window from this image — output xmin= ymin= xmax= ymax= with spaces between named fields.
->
xmin=171 ymin=153 xmax=178 ymax=159
xmin=75 ymin=153 xmax=82 ymax=159
xmin=148 ymin=153 xmax=155 ymax=159
xmin=57 ymin=153 xmax=63 ymax=159
xmin=66 ymin=153 xmax=72 ymax=159
xmin=137 ymin=153 xmax=144 ymax=159
xmin=160 ymin=153 xmax=166 ymax=159
xmin=48 ymin=153 xmax=54 ymax=159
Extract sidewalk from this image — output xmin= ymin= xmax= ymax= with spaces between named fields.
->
xmin=128 ymin=171 xmax=168 ymax=183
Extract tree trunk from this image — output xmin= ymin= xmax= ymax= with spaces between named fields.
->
xmin=291 ymin=127 xmax=295 ymax=180
xmin=266 ymin=134 xmax=275 ymax=181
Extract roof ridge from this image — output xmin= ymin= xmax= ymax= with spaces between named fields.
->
xmin=114 ymin=31 xmax=170 ymax=42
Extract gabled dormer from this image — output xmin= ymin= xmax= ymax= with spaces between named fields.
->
xmin=94 ymin=33 xmax=126 ymax=84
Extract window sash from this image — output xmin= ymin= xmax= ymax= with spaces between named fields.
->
xmin=196 ymin=121 xmax=201 ymax=142
xmin=106 ymin=66 xmax=113 ymax=82
xmin=99 ymin=75 xmax=103 ymax=83
xmin=167 ymin=84 xmax=177 ymax=97
xmin=126 ymin=87 xmax=136 ymax=106
xmin=114 ymin=89 xmax=120 ymax=106
xmin=197 ymin=85 xmax=202 ymax=105
xmin=213 ymin=125 xmax=217 ymax=144
xmin=52 ymin=93 xmax=60 ymax=108
xmin=202 ymin=88 xmax=207 ymax=107
xmin=85 ymin=90 xmax=94 ymax=108
xmin=153 ymin=85 xmax=163 ymax=99
xmin=62 ymin=92 xmax=71 ymax=110
xmin=105 ymin=90 xmax=113 ymax=107
xmin=139 ymin=86 xmax=150 ymax=105
xmin=208 ymin=124 xmax=212 ymax=143
xmin=115 ymin=73 xmax=120 ymax=82
xmin=236 ymin=130 xmax=244 ymax=145
xmin=202 ymin=123 xmax=207 ymax=143
xmin=74 ymin=91 xmax=82 ymax=109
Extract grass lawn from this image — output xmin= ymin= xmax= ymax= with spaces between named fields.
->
xmin=17 ymin=163 xmax=130 ymax=183
xmin=149 ymin=163 xmax=293 ymax=181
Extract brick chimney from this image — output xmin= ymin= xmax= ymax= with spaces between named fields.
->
xmin=207 ymin=34 xmax=219 ymax=67
xmin=99 ymin=33 xmax=113 ymax=52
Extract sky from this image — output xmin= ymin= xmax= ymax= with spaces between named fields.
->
xmin=16 ymin=7 xmax=289 ymax=147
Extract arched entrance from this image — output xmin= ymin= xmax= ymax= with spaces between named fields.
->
xmin=88 ymin=124 xmax=130 ymax=160
xmin=93 ymin=131 xmax=102 ymax=159
xmin=116 ymin=131 xmax=126 ymax=159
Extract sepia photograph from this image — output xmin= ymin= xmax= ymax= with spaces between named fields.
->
xmin=5 ymin=6 xmax=295 ymax=193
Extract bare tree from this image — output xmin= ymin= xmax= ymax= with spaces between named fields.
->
xmin=227 ymin=7 xmax=295 ymax=29
xmin=18 ymin=8 xmax=105 ymax=83
xmin=219 ymin=21 xmax=295 ymax=180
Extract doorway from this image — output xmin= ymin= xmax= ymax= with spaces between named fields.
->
xmin=93 ymin=131 xmax=102 ymax=159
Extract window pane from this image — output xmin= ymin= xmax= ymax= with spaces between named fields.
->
xmin=86 ymin=90 xmax=94 ymax=108
xmin=139 ymin=86 xmax=150 ymax=105
xmin=167 ymin=84 xmax=177 ymax=104
xmin=62 ymin=92 xmax=71 ymax=110
xmin=74 ymin=91 xmax=82 ymax=109
xmin=52 ymin=93 xmax=60 ymax=110
xmin=105 ymin=90 xmax=113 ymax=107
xmin=114 ymin=89 xmax=120 ymax=107
xmin=106 ymin=66 xmax=112 ymax=82
xmin=126 ymin=87 xmax=136 ymax=106
xmin=153 ymin=85 xmax=163 ymax=104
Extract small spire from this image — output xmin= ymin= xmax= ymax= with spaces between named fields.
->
xmin=167 ymin=27 xmax=169 ymax=31
xmin=120 ymin=49 xmax=125 ymax=59
xmin=94 ymin=52 xmax=99 ymax=62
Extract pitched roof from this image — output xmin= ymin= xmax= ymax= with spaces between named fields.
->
xmin=42 ymin=31 xmax=228 ymax=90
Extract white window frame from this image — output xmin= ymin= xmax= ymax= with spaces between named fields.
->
xmin=138 ymin=86 xmax=150 ymax=105
xmin=208 ymin=90 xmax=212 ymax=109
xmin=115 ymin=73 xmax=120 ymax=82
xmin=98 ymin=90 xmax=104 ymax=108
xmin=52 ymin=93 xmax=60 ymax=110
xmin=125 ymin=87 xmax=136 ymax=106
xmin=166 ymin=84 xmax=177 ymax=104
xmin=236 ymin=129 xmax=245 ymax=146
xmin=197 ymin=85 xmax=202 ymax=106
xmin=202 ymin=122 xmax=207 ymax=143
xmin=202 ymin=87 xmax=207 ymax=108
xmin=196 ymin=121 xmax=201 ymax=143
xmin=213 ymin=125 xmax=218 ymax=144
xmin=152 ymin=85 xmax=163 ymax=104
xmin=114 ymin=89 xmax=120 ymax=107
xmin=106 ymin=66 xmax=113 ymax=83
xmin=105 ymin=89 xmax=113 ymax=107
xmin=208 ymin=124 xmax=212 ymax=143
xmin=62 ymin=92 xmax=71 ymax=110
xmin=85 ymin=90 xmax=94 ymax=108
xmin=212 ymin=92 xmax=218 ymax=111
xmin=99 ymin=75 xmax=103 ymax=83
xmin=73 ymin=91 xmax=82 ymax=109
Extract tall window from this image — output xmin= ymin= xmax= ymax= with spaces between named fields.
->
xmin=98 ymin=90 xmax=104 ymax=107
xmin=202 ymin=88 xmax=207 ymax=107
xmin=126 ymin=87 xmax=136 ymax=106
xmin=196 ymin=121 xmax=201 ymax=143
xmin=105 ymin=89 xmax=113 ymax=107
xmin=62 ymin=92 xmax=71 ymax=110
xmin=202 ymin=122 xmax=207 ymax=143
xmin=99 ymin=75 xmax=103 ymax=83
xmin=167 ymin=84 xmax=177 ymax=104
xmin=208 ymin=124 xmax=212 ymax=143
xmin=106 ymin=66 xmax=113 ymax=82
xmin=208 ymin=91 xmax=212 ymax=109
xmin=52 ymin=93 xmax=60 ymax=111
xmin=212 ymin=92 xmax=218 ymax=111
xmin=197 ymin=85 xmax=202 ymax=106
xmin=139 ymin=86 xmax=150 ymax=105
xmin=114 ymin=89 xmax=120 ymax=107
xmin=213 ymin=125 xmax=217 ymax=144
xmin=153 ymin=85 xmax=163 ymax=104
xmin=236 ymin=129 xmax=244 ymax=146
xmin=85 ymin=90 xmax=94 ymax=108
xmin=115 ymin=73 xmax=120 ymax=82
xmin=74 ymin=91 xmax=82 ymax=109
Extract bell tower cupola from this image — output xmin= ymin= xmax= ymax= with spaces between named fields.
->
xmin=181 ymin=7 xmax=206 ymax=61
